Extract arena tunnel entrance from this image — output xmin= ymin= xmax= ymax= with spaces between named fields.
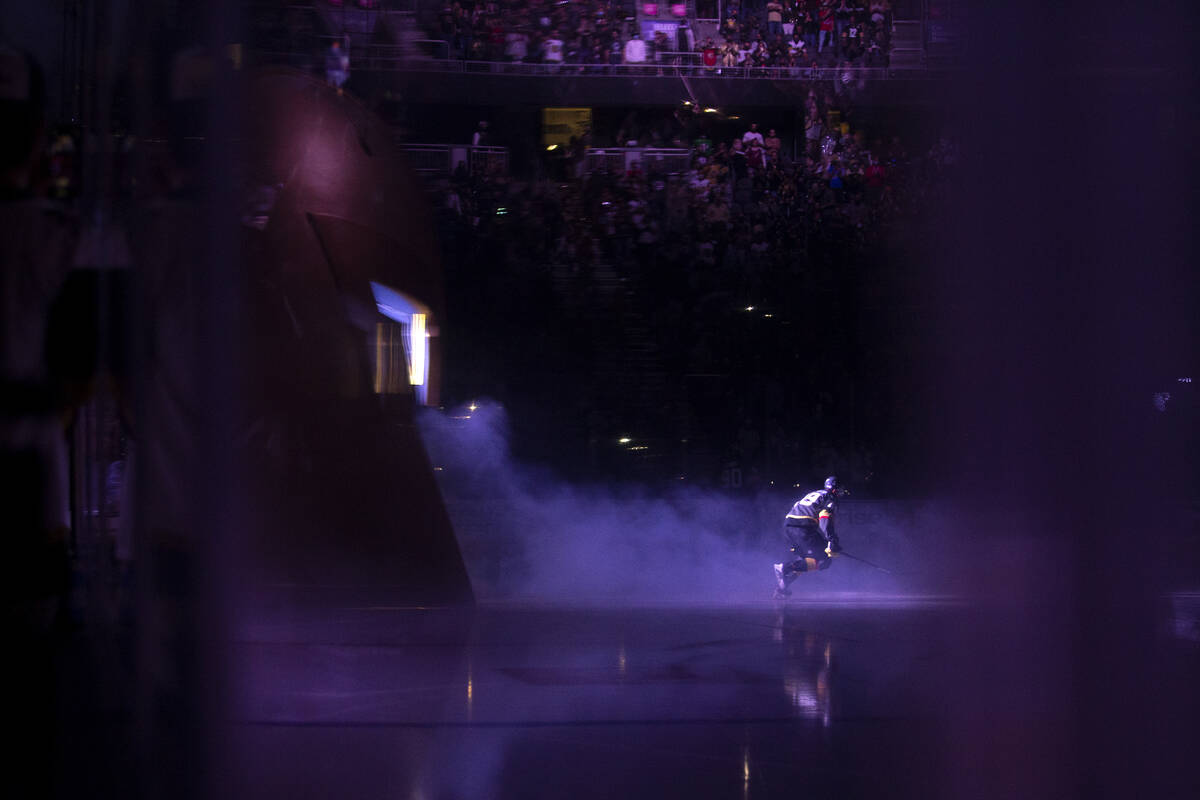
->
xmin=369 ymin=281 xmax=433 ymax=406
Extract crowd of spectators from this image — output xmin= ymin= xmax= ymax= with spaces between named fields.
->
xmin=423 ymin=0 xmax=893 ymax=70
xmin=427 ymin=87 xmax=955 ymax=490
xmin=429 ymin=0 xmax=652 ymax=65
xmin=709 ymin=0 xmax=893 ymax=68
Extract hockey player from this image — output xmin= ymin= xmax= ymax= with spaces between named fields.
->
xmin=774 ymin=476 xmax=845 ymax=597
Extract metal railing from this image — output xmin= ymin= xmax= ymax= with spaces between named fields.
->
xmin=253 ymin=43 xmax=938 ymax=79
xmin=394 ymin=143 xmax=509 ymax=175
xmin=362 ymin=48 xmax=902 ymax=79
xmin=393 ymin=143 xmax=692 ymax=177
xmin=468 ymin=146 xmax=509 ymax=176
xmin=312 ymin=32 xmax=449 ymax=59
xmin=584 ymin=147 xmax=692 ymax=174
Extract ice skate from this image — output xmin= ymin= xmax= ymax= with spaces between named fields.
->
xmin=773 ymin=563 xmax=791 ymax=598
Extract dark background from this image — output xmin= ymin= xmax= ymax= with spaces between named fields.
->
xmin=3 ymin=0 xmax=1197 ymax=797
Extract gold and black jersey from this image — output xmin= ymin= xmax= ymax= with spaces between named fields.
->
xmin=784 ymin=488 xmax=837 ymax=539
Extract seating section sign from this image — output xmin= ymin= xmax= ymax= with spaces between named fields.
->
xmin=640 ymin=20 xmax=682 ymax=43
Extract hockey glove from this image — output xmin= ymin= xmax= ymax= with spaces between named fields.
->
xmin=825 ymin=541 xmax=841 ymax=558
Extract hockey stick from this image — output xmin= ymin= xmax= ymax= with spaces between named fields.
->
xmin=836 ymin=551 xmax=895 ymax=575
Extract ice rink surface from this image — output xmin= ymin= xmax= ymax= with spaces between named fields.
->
xmin=231 ymin=593 xmax=1200 ymax=799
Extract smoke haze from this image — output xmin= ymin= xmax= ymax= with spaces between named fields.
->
xmin=418 ymin=402 xmax=925 ymax=604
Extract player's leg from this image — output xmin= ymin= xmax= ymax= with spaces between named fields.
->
xmin=801 ymin=527 xmax=836 ymax=569
xmin=780 ymin=526 xmax=832 ymax=581
xmin=775 ymin=525 xmax=806 ymax=594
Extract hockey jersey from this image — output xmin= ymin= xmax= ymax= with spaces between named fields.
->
xmin=785 ymin=488 xmax=838 ymax=540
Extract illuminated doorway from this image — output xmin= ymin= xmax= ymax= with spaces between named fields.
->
xmin=369 ymin=281 xmax=432 ymax=405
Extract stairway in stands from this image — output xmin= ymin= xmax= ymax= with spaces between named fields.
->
xmin=617 ymin=297 xmax=671 ymax=432
xmin=553 ymin=254 xmax=674 ymax=478
xmin=888 ymin=19 xmax=925 ymax=69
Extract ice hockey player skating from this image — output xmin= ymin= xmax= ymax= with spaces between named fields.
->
xmin=774 ymin=476 xmax=846 ymax=598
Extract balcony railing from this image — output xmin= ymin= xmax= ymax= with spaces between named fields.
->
xmin=397 ymin=54 xmax=900 ymax=80
xmin=394 ymin=143 xmax=509 ymax=175
xmin=255 ymin=44 xmax=936 ymax=80
xmin=584 ymin=147 xmax=692 ymax=174
xmin=392 ymin=144 xmax=695 ymax=177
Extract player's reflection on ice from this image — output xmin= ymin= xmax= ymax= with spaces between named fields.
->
xmin=773 ymin=608 xmax=834 ymax=727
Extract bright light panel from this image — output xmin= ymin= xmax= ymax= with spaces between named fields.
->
xmin=409 ymin=313 xmax=426 ymax=386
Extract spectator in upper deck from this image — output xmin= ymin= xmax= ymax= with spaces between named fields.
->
xmin=834 ymin=0 xmax=852 ymax=52
xmin=624 ymin=30 xmax=646 ymax=68
xmin=713 ymin=39 xmax=730 ymax=68
xmin=722 ymin=5 xmax=740 ymax=39
xmin=652 ymin=30 xmax=669 ymax=71
xmin=677 ymin=20 xmax=695 ymax=53
xmin=766 ymin=0 xmax=784 ymax=39
xmin=818 ymin=4 xmax=834 ymax=52
xmin=700 ymin=37 xmax=719 ymax=71
xmin=788 ymin=29 xmax=806 ymax=60
xmin=870 ymin=0 xmax=889 ymax=25
xmin=607 ymin=29 xmax=624 ymax=67
xmin=505 ymin=28 xmax=529 ymax=62
xmin=801 ymin=8 xmax=819 ymax=53
xmin=545 ymin=30 xmax=565 ymax=67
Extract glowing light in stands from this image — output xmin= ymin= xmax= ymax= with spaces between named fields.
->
xmin=618 ymin=437 xmax=632 ymax=444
